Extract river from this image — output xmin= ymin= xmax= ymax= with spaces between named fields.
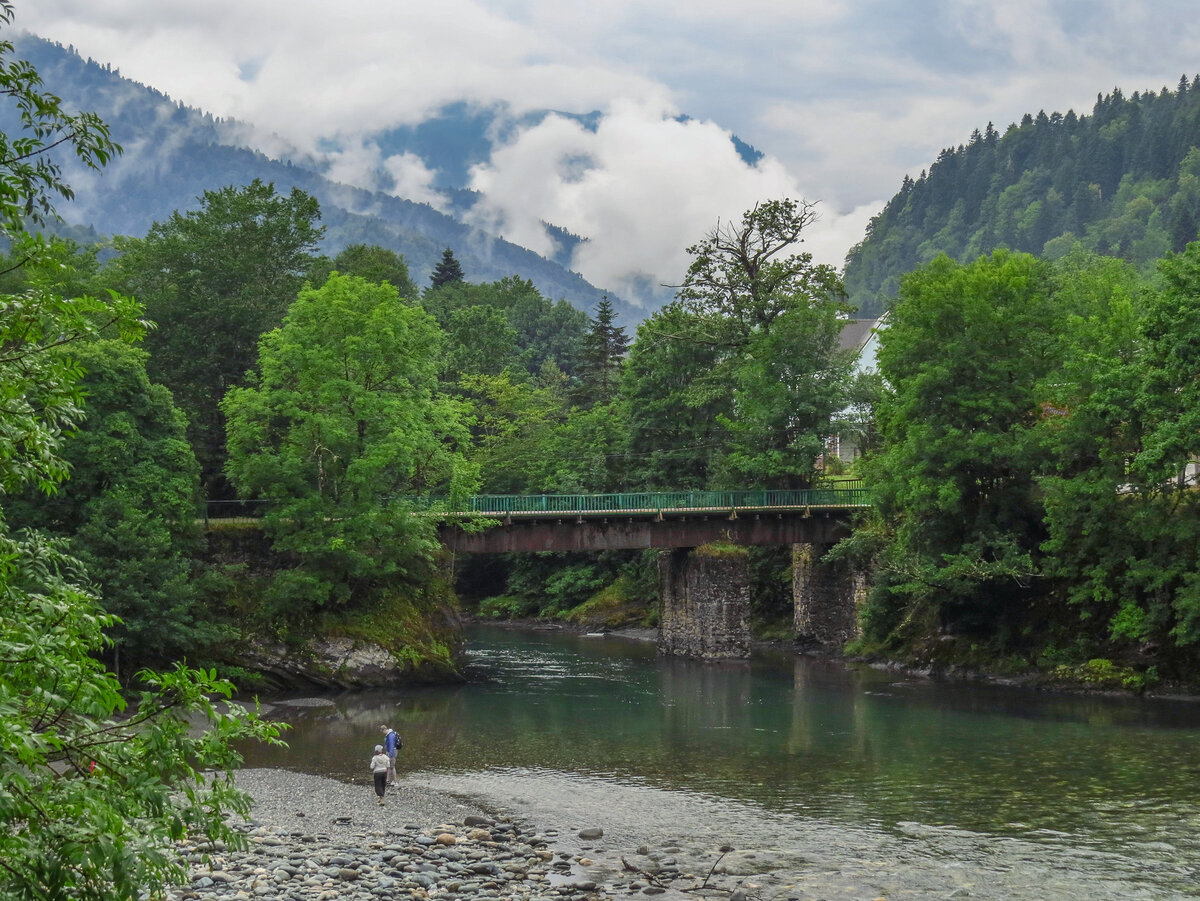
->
xmin=240 ymin=625 xmax=1200 ymax=899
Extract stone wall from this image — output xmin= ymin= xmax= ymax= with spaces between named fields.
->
xmin=792 ymin=542 xmax=865 ymax=650
xmin=657 ymin=547 xmax=751 ymax=659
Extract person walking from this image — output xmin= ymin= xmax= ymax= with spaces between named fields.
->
xmin=369 ymin=744 xmax=390 ymax=805
xmin=380 ymin=724 xmax=400 ymax=785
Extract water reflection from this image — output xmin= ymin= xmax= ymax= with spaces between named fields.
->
xmin=240 ymin=625 xmax=1200 ymax=895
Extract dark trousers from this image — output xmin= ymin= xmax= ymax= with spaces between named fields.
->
xmin=374 ymin=771 xmax=387 ymax=798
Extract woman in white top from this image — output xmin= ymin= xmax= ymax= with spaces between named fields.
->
xmin=369 ymin=744 xmax=390 ymax=805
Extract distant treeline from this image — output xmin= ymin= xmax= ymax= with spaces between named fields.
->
xmin=845 ymin=74 xmax=1200 ymax=315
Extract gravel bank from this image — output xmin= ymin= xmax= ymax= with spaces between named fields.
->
xmin=168 ymin=769 xmax=601 ymax=901
xmin=165 ymin=769 xmax=780 ymax=901
xmin=227 ymin=768 xmax=490 ymax=841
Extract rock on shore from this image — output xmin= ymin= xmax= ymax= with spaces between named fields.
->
xmin=167 ymin=770 xmax=599 ymax=901
xmin=165 ymin=769 xmax=809 ymax=901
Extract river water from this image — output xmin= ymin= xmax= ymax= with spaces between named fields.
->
xmin=240 ymin=625 xmax=1200 ymax=899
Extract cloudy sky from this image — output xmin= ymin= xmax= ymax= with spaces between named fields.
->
xmin=20 ymin=0 xmax=1200 ymax=304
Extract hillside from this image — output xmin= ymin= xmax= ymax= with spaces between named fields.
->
xmin=844 ymin=75 xmax=1200 ymax=316
xmin=13 ymin=34 xmax=641 ymax=323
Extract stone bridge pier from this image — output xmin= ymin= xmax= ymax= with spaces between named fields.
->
xmin=791 ymin=542 xmax=865 ymax=649
xmin=657 ymin=542 xmax=864 ymax=660
xmin=657 ymin=547 xmax=752 ymax=659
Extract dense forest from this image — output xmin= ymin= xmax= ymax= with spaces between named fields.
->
xmin=845 ymin=75 xmax=1200 ymax=316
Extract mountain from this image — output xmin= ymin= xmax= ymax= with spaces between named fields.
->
xmin=844 ymin=75 xmax=1200 ymax=316
xmin=12 ymin=34 xmax=644 ymax=324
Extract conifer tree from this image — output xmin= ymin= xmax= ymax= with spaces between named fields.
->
xmin=577 ymin=295 xmax=629 ymax=406
xmin=430 ymin=246 xmax=465 ymax=289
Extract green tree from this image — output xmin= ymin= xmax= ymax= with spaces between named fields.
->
xmin=717 ymin=296 xmax=851 ymax=485
xmin=622 ymin=305 xmax=728 ymax=489
xmin=656 ymin=198 xmax=851 ymax=487
xmin=576 ymin=296 xmax=629 ymax=406
xmin=429 ymin=246 xmax=465 ymax=289
xmin=308 ymin=243 xmax=419 ymax=298
xmin=0 ymin=10 xmax=282 ymax=895
xmin=1036 ymin=253 xmax=1158 ymax=653
xmin=457 ymin=363 xmax=573 ymax=493
xmin=222 ymin=273 xmax=479 ymax=619
xmin=423 ymin=275 xmax=588 ymax=378
xmin=109 ymin=178 xmax=324 ymax=495
xmin=5 ymin=340 xmax=217 ymax=674
xmin=443 ymin=304 xmax=520 ymax=378
xmin=1122 ymin=241 xmax=1200 ymax=645
xmin=676 ymin=199 xmax=841 ymax=334
xmin=862 ymin=251 xmax=1064 ymax=639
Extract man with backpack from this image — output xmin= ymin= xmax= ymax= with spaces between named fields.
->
xmin=380 ymin=724 xmax=401 ymax=785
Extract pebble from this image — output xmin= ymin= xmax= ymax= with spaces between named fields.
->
xmin=155 ymin=770 xmax=773 ymax=901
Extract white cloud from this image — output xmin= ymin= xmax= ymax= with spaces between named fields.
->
xmin=18 ymin=0 xmax=1200 ymax=308
xmin=383 ymin=153 xmax=448 ymax=211
xmin=22 ymin=1 xmax=664 ymax=144
xmin=317 ymin=140 xmax=447 ymax=210
xmin=465 ymin=98 xmax=857 ymax=305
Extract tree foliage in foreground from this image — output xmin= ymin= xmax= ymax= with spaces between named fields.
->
xmin=0 ymin=9 xmax=282 ymax=896
xmin=4 ymin=339 xmax=220 ymax=673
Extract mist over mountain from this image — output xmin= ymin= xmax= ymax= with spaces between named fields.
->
xmin=14 ymin=34 xmax=647 ymax=323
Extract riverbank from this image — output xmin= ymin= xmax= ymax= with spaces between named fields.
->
xmin=469 ymin=616 xmax=1200 ymax=700
xmin=171 ymin=769 xmax=772 ymax=901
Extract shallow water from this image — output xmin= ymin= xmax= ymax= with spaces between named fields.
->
xmin=240 ymin=625 xmax=1200 ymax=898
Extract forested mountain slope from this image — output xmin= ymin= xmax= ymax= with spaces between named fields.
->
xmin=12 ymin=35 xmax=637 ymax=321
xmin=844 ymin=75 xmax=1200 ymax=316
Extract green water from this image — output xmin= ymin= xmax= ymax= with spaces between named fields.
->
xmin=241 ymin=626 xmax=1200 ymax=898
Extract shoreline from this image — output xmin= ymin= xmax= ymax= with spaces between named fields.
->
xmin=464 ymin=616 xmax=1200 ymax=701
xmin=171 ymin=768 xmax=756 ymax=901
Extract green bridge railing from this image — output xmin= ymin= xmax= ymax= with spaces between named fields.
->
xmin=439 ymin=485 xmax=869 ymax=515
xmin=204 ymin=482 xmax=869 ymax=523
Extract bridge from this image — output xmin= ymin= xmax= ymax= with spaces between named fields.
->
xmin=204 ymin=483 xmax=870 ymax=659
xmin=431 ymin=486 xmax=867 ymax=553
xmin=205 ymin=486 xmax=868 ymax=552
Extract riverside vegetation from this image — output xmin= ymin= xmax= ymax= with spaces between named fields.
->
xmin=6 ymin=0 xmax=1200 ymax=893
xmin=7 ymin=3 xmax=1200 ymax=690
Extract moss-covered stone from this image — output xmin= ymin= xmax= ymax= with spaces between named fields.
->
xmin=199 ymin=528 xmax=466 ymax=689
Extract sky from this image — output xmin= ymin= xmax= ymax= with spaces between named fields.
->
xmin=20 ymin=1 xmax=1200 ymax=306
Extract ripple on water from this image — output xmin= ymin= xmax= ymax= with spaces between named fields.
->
xmin=415 ymin=767 xmax=1196 ymax=900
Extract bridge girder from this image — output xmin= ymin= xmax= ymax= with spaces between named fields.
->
xmin=438 ymin=509 xmax=854 ymax=554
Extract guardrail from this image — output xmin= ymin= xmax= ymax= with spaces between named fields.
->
xmin=448 ymin=486 xmax=868 ymax=515
xmin=202 ymin=483 xmax=869 ymax=522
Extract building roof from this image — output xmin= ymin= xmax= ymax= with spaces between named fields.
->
xmin=837 ymin=318 xmax=879 ymax=354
